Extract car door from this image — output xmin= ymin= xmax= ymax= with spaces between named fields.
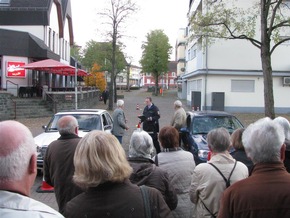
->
xmin=101 ymin=112 xmax=113 ymax=132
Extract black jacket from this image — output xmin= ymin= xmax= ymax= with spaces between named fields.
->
xmin=44 ymin=134 xmax=83 ymax=214
xmin=142 ymin=104 xmax=160 ymax=133
xmin=128 ymin=157 xmax=178 ymax=210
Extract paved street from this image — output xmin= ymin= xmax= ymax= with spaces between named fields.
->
xmin=21 ymin=88 xmax=189 ymax=211
xmin=15 ymin=88 xmax=289 ymax=211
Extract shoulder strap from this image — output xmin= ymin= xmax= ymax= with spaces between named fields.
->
xmin=154 ymin=154 xmax=158 ymax=166
xmin=199 ymin=198 xmax=216 ymax=218
xmin=140 ymin=185 xmax=151 ymax=218
xmin=208 ymin=160 xmax=237 ymax=188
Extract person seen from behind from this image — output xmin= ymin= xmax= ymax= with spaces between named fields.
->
xmin=44 ymin=115 xmax=83 ymax=214
xmin=128 ymin=130 xmax=178 ymax=210
xmin=273 ymin=116 xmax=290 ymax=173
xmin=230 ymin=128 xmax=253 ymax=174
xmin=154 ymin=126 xmax=195 ymax=218
xmin=0 ymin=120 xmax=63 ymax=218
xmin=189 ymin=127 xmax=248 ymax=218
xmin=64 ymin=130 xmax=172 ymax=218
xmin=218 ymin=117 xmax=290 ymax=218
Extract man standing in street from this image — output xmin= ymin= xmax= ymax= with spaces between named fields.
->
xmin=141 ymin=96 xmax=161 ymax=153
xmin=170 ymin=100 xmax=186 ymax=131
xmin=0 ymin=120 xmax=63 ymax=218
xmin=44 ymin=115 xmax=83 ymax=214
xmin=102 ymin=88 xmax=109 ymax=105
xmin=111 ymin=99 xmax=129 ymax=144
xmin=218 ymin=117 xmax=290 ymax=218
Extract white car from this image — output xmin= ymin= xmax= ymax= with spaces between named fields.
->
xmin=34 ymin=109 xmax=113 ymax=170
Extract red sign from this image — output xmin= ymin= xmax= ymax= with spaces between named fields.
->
xmin=6 ymin=61 xmax=26 ymax=78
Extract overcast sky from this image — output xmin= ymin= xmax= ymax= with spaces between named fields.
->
xmin=71 ymin=0 xmax=189 ymax=65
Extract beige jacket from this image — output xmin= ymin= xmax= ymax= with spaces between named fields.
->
xmin=189 ymin=153 xmax=248 ymax=218
xmin=170 ymin=107 xmax=186 ymax=130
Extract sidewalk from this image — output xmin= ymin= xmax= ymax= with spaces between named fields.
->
xmin=30 ymin=88 xmax=187 ymax=211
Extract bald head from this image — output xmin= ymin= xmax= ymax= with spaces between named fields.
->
xmin=57 ymin=115 xmax=78 ymax=135
xmin=0 ymin=120 xmax=36 ymax=182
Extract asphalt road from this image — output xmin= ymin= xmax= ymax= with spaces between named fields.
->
xmin=15 ymin=88 xmax=289 ymax=211
xmin=19 ymin=88 xmax=188 ymax=211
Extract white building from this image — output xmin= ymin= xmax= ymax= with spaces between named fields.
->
xmin=0 ymin=0 xmax=77 ymax=95
xmin=180 ymin=0 xmax=290 ymax=113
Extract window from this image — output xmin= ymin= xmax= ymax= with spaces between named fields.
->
xmin=0 ymin=0 xmax=10 ymax=6
xmin=231 ymin=80 xmax=255 ymax=92
xmin=187 ymin=79 xmax=202 ymax=95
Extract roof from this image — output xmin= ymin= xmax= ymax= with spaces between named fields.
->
xmin=55 ymin=109 xmax=107 ymax=115
xmin=0 ymin=0 xmax=51 ymax=25
xmin=0 ymin=0 xmax=72 ymax=32
xmin=0 ymin=29 xmax=59 ymax=60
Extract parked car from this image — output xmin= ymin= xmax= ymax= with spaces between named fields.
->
xmin=34 ymin=109 xmax=113 ymax=170
xmin=180 ymin=110 xmax=244 ymax=165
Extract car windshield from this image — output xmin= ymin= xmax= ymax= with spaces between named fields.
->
xmin=191 ymin=116 xmax=243 ymax=135
xmin=46 ymin=114 xmax=102 ymax=132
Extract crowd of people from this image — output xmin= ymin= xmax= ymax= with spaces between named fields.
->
xmin=1 ymin=97 xmax=290 ymax=217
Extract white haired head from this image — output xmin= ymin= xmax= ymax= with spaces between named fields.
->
xmin=242 ymin=117 xmax=285 ymax=164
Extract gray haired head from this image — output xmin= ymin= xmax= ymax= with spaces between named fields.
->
xmin=207 ymin=127 xmax=231 ymax=153
xmin=174 ymin=100 xmax=182 ymax=108
xmin=242 ymin=117 xmax=285 ymax=164
xmin=117 ymin=99 xmax=124 ymax=107
xmin=273 ymin=116 xmax=290 ymax=140
xmin=129 ymin=130 xmax=153 ymax=159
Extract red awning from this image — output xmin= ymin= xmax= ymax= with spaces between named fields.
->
xmin=22 ymin=59 xmax=88 ymax=76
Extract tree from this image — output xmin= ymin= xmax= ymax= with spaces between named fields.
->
xmin=98 ymin=0 xmax=138 ymax=110
xmin=190 ymin=0 xmax=290 ymax=119
xmin=84 ymin=63 xmax=107 ymax=92
xmin=140 ymin=29 xmax=172 ymax=96
xmin=82 ymin=40 xmax=126 ymax=99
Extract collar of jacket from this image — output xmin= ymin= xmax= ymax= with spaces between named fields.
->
xmin=88 ymin=179 xmax=131 ymax=192
xmin=128 ymin=157 xmax=154 ymax=164
xmin=208 ymin=152 xmax=236 ymax=164
xmin=58 ymin=133 xmax=80 ymax=140
xmin=162 ymin=147 xmax=182 ymax=152
xmin=251 ymin=162 xmax=286 ymax=175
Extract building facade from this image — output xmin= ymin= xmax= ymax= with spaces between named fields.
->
xmin=180 ymin=0 xmax=290 ymax=113
xmin=0 ymin=0 xmax=77 ymax=96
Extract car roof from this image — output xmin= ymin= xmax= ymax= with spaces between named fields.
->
xmin=55 ymin=109 xmax=108 ymax=115
xmin=186 ymin=110 xmax=235 ymax=117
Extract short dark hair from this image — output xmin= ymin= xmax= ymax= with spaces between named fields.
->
xmin=159 ymin=126 xmax=179 ymax=148
xmin=146 ymin=97 xmax=152 ymax=102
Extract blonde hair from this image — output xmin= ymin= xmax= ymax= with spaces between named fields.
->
xmin=73 ymin=130 xmax=132 ymax=189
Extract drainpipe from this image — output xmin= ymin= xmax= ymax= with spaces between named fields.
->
xmin=204 ymin=36 xmax=208 ymax=111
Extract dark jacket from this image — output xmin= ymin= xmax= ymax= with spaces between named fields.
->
xmin=128 ymin=157 xmax=178 ymax=210
xmin=142 ymin=104 xmax=160 ymax=133
xmin=44 ymin=134 xmax=83 ymax=214
xmin=64 ymin=180 xmax=173 ymax=218
xmin=231 ymin=150 xmax=254 ymax=174
xmin=284 ymin=139 xmax=290 ymax=173
xmin=218 ymin=162 xmax=290 ymax=218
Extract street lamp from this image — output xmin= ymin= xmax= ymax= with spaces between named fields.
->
xmin=74 ymin=45 xmax=81 ymax=110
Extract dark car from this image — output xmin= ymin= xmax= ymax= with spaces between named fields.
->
xmin=180 ymin=110 xmax=244 ymax=165
xmin=34 ymin=109 xmax=113 ymax=170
